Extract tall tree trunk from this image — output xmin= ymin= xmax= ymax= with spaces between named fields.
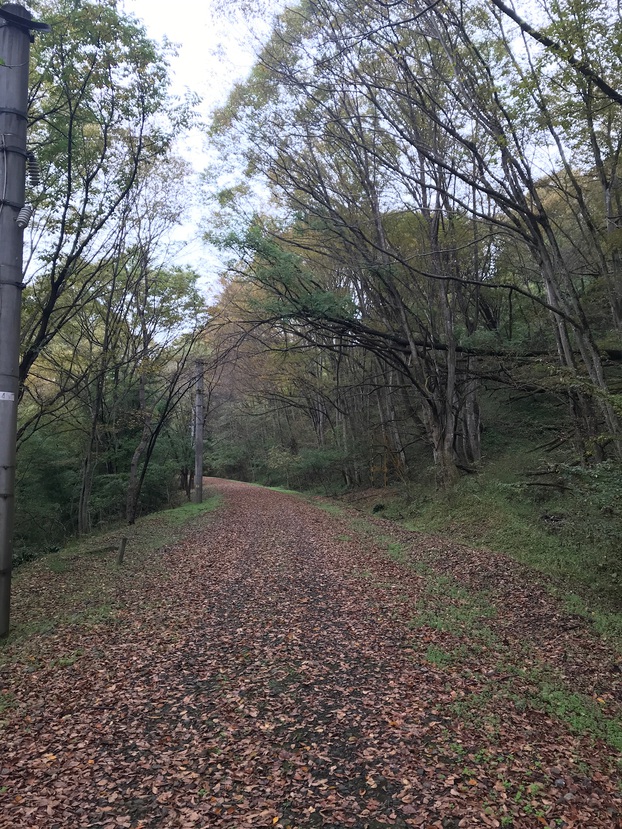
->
xmin=77 ymin=454 xmax=93 ymax=535
xmin=459 ymin=360 xmax=481 ymax=466
xmin=126 ymin=375 xmax=151 ymax=525
xmin=423 ymin=409 xmax=461 ymax=490
xmin=77 ymin=381 xmax=105 ymax=535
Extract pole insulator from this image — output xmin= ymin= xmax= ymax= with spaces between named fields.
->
xmin=15 ymin=203 xmax=32 ymax=228
xmin=26 ymin=151 xmax=40 ymax=186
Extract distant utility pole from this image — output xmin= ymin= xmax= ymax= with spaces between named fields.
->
xmin=193 ymin=360 xmax=204 ymax=504
xmin=0 ymin=4 xmax=49 ymax=638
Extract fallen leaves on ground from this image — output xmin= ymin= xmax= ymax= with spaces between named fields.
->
xmin=0 ymin=479 xmax=620 ymax=828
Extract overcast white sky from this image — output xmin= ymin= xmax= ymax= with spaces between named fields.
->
xmin=121 ymin=0 xmax=270 ymax=289
xmin=124 ymin=0 xmax=264 ymax=109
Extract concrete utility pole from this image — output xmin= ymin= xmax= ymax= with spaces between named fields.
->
xmin=193 ymin=360 xmax=204 ymax=504
xmin=0 ymin=4 xmax=48 ymax=638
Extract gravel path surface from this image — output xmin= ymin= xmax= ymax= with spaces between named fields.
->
xmin=1 ymin=479 xmax=620 ymax=828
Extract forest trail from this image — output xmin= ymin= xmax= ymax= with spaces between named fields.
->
xmin=1 ymin=479 xmax=621 ymax=828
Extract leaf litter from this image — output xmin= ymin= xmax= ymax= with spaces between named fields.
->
xmin=0 ymin=478 xmax=620 ymax=828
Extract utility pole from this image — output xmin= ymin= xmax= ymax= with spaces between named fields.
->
xmin=0 ymin=4 xmax=49 ymax=637
xmin=193 ymin=360 xmax=204 ymax=504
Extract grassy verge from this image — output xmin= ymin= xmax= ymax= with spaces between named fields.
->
xmin=1 ymin=493 xmax=222 ymax=649
xmin=263 ymin=460 xmax=622 ymax=641
xmin=342 ymin=461 xmax=621 ymax=617
xmin=403 ymin=473 xmax=622 ymax=637
xmin=327 ymin=509 xmax=622 ymax=760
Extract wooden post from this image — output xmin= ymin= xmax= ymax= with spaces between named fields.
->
xmin=117 ymin=536 xmax=128 ymax=565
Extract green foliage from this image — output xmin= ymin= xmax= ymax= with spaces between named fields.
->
xmin=14 ymin=436 xmax=183 ymax=566
xmin=292 ymin=448 xmax=350 ymax=489
xmin=138 ymin=457 xmax=180 ymax=515
xmin=205 ymin=0 xmax=622 ymax=497
xmin=208 ymin=439 xmax=254 ymax=482
xmin=88 ymin=474 xmax=128 ymax=525
xmin=14 ymin=426 xmax=80 ymax=562
xmin=219 ymin=223 xmax=357 ymax=325
xmin=156 ymin=495 xmax=223 ymax=524
xmin=10 ymin=0 xmax=206 ymax=562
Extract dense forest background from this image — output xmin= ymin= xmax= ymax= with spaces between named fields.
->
xmin=16 ymin=0 xmax=621 ymax=604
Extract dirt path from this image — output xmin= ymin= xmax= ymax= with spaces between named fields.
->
xmin=1 ymin=479 xmax=621 ymax=828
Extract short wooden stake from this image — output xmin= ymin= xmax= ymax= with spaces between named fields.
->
xmin=117 ymin=536 xmax=128 ymax=565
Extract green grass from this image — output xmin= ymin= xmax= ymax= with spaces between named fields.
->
xmin=156 ymin=494 xmax=222 ymax=524
xmin=386 ymin=541 xmax=408 ymax=563
xmin=406 ymin=569 xmax=499 ymax=646
xmin=0 ymin=691 xmax=16 ymax=715
xmin=1 ymin=494 xmax=223 ymax=649
xmin=47 ymin=649 xmax=83 ymax=669
xmin=267 ymin=485 xmax=302 ymax=495
xmin=561 ymin=592 xmax=622 ymax=639
xmin=327 ymin=488 xmax=622 ymax=759
xmin=395 ymin=469 xmax=622 ymax=614
xmin=47 ymin=556 xmax=70 ymax=574
xmin=52 ymin=493 xmax=222 ymax=560
xmin=319 ymin=393 xmax=622 ymax=618
xmin=314 ymin=502 xmax=344 ymax=517
xmin=448 ymin=674 xmax=622 ymax=756
xmin=537 ymin=686 xmax=622 ymax=753
xmin=425 ymin=644 xmax=455 ymax=667
xmin=343 ymin=514 xmax=499 ymax=642
xmin=247 ymin=482 xmax=302 ymax=496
